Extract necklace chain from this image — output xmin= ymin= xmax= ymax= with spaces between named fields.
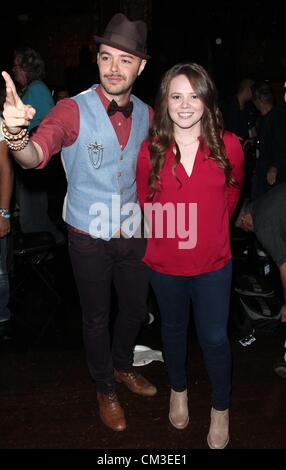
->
xmin=175 ymin=137 xmax=198 ymax=146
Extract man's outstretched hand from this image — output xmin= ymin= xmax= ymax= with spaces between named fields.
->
xmin=1 ymin=71 xmax=36 ymax=131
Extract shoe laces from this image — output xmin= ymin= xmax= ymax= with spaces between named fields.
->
xmin=107 ymin=391 xmax=118 ymax=402
xmin=123 ymin=371 xmax=138 ymax=380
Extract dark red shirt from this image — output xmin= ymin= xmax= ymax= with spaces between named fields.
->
xmin=136 ymin=132 xmax=244 ymax=276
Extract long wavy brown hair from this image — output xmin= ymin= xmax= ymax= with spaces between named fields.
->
xmin=148 ymin=62 xmax=237 ymax=196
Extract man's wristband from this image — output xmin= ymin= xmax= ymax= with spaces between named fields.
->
xmin=0 ymin=208 xmax=11 ymax=219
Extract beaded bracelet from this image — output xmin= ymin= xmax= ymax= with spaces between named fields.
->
xmin=1 ymin=120 xmax=28 ymax=141
xmin=6 ymin=132 xmax=30 ymax=151
xmin=0 ymin=208 xmax=11 ymax=219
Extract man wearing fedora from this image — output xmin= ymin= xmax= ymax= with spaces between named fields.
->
xmin=1 ymin=13 xmax=156 ymax=432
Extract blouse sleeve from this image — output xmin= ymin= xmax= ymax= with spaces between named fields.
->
xmin=136 ymin=139 xmax=152 ymax=206
xmin=224 ymin=132 xmax=245 ymax=218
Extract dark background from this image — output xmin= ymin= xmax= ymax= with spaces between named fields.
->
xmin=1 ymin=1 xmax=286 ymax=451
xmin=1 ymin=0 xmax=286 ymax=103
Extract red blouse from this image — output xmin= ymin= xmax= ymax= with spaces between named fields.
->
xmin=136 ymin=131 xmax=244 ymax=276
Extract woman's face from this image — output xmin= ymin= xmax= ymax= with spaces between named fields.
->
xmin=167 ymin=74 xmax=204 ymax=132
xmin=12 ymin=55 xmax=27 ymax=87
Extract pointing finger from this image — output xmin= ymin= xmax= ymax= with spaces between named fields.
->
xmin=2 ymin=70 xmax=22 ymax=107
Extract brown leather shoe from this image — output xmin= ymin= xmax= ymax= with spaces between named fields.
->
xmin=97 ymin=391 xmax=126 ymax=431
xmin=114 ymin=369 xmax=157 ymax=397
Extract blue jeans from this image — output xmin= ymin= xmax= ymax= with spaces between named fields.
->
xmin=147 ymin=261 xmax=232 ymax=410
xmin=0 ymin=236 xmax=10 ymax=323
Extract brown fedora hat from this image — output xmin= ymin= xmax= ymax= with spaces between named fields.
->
xmin=94 ymin=13 xmax=150 ymax=60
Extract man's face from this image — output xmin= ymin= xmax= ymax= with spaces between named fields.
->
xmin=97 ymin=45 xmax=146 ymax=100
xmin=252 ymin=98 xmax=263 ymax=113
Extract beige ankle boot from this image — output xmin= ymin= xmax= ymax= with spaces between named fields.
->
xmin=169 ymin=389 xmax=189 ymax=429
xmin=207 ymin=407 xmax=229 ymax=449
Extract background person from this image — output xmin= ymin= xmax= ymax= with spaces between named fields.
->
xmin=220 ymin=78 xmax=257 ymax=199
xmin=251 ymin=81 xmax=286 ymax=200
xmin=12 ymin=47 xmax=64 ymax=243
xmin=0 ymin=125 xmax=13 ymax=341
xmin=237 ymin=183 xmax=286 ymax=378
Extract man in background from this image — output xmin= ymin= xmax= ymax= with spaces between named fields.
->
xmin=237 ymin=183 xmax=286 ymax=378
